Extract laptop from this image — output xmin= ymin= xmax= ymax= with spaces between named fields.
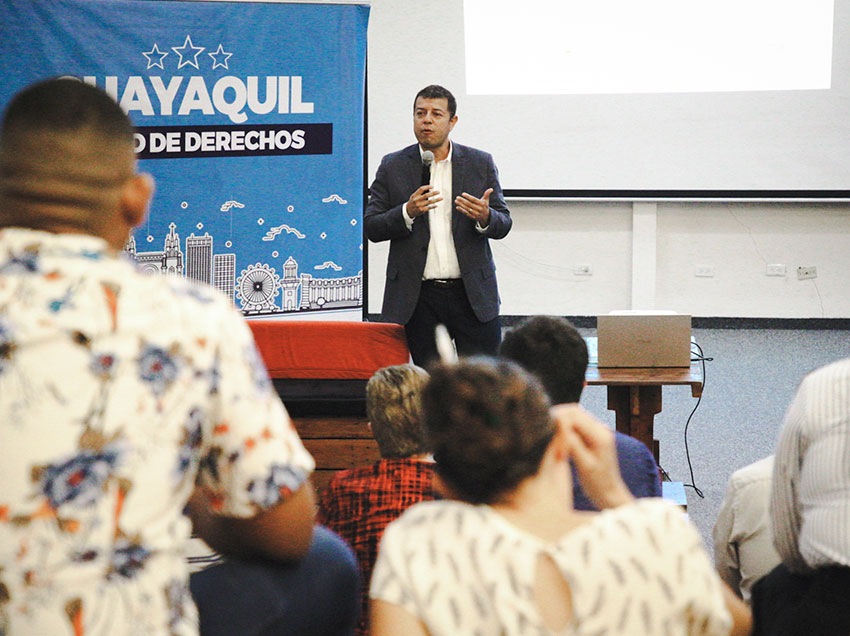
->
xmin=596 ymin=311 xmax=692 ymax=368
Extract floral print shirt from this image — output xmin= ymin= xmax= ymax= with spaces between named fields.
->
xmin=0 ymin=228 xmax=315 ymax=636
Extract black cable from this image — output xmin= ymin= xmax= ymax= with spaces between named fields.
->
xmin=681 ymin=342 xmax=713 ymax=498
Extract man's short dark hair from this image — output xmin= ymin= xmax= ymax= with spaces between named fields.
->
xmin=499 ymin=315 xmax=589 ymax=404
xmin=1 ymin=77 xmax=134 ymax=149
xmin=0 ymin=77 xmax=138 ymax=231
xmin=413 ymin=85 xmax=457 ymax=118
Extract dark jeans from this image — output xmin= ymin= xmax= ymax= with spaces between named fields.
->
xmin=404 ymin=279 xmax=501 ymax=367
xmin=190 ymin=526 xmax=360 ymax=636
xmin=752 ymin=562 xmax=850 ymax=636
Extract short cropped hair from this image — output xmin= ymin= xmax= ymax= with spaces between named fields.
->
xmin=0 ymin=78 xmax=137 ymax=228
xmin=422 ymin=357 xmax=554 ymax=505
xmin=1 ymin=77 xmax=134 ymax=151
xmin=366 ymin=364 xmax=430 ymax=459
xmin=500 ymin=316 xmax=589 ymax=404
xmin=414 ymin=85 xmax=457 ymax=118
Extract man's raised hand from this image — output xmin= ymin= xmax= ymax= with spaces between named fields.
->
xmin=405 ymin=185 xmax=442 ymax=218
xmin=455 ymin=187 xmax=493 ymax=226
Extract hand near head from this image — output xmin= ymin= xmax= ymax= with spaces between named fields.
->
xmin=455 ymin=188 xmax=492 ymax=226
xmin=551 ymin=404 xmax=634 ymax=510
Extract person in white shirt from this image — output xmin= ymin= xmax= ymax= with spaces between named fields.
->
xmin=751 ymin=358 xmax=850 ymax=635
xmin=771 ymin=358 xmax=850 ymax=571
xmin=713 ymin=455 xmax=780 ymax=600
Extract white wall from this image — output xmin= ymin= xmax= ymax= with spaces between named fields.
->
xmin=654 ymin=201 xmax=850 ymax=317
xmin=368 ymin=200 xmax=850 ymax=318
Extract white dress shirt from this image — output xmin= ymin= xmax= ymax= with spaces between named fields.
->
xmin=404 ymin=143 xmax=487 ymax=280
xmin=421 ymin=143 xmax=461 ymax=279
xmin=771 ymin=357 xmax=850 ymax=572
xmin=713 ymin=455 xmax=780 ymax=600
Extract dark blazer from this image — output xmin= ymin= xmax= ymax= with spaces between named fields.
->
xmin=364 ymin=142 xmax=512 ymax=325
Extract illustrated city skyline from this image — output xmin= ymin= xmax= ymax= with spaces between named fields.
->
xmin=123 ymin=222 xmax=362 ymax=315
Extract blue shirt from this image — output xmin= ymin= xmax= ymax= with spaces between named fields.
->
xmin=572 ymin=431 xmax=662 ymax=510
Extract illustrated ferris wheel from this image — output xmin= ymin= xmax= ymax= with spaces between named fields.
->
xmin=236 ymin=263 xmax=281 ymax=313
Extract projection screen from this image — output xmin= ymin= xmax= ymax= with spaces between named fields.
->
xmin=367 ymin=0 xmax=850 ymax=199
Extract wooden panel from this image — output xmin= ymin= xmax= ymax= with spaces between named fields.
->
xmin=295 ymin=417 xmax=379 ymax=496
xmin=586 ymin=365 xmax=703 ymax=394
xmin=293 ymin=416 xmax=371 ymax=439
xmin=304 ymin=438 xmax=380 ymax=469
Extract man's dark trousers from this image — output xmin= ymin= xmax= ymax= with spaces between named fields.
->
xmin=404 ymin=278 xmax=501 ymax=367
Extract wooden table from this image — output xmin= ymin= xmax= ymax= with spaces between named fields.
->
xmin=584 ymin=338 xmax=703 ymax=462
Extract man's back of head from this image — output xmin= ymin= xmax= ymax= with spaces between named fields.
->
xmin=499 ymin=315 xmax=588 ymax=404
xmin=366 ymin=363 xmax=430 ymax=459
xmin=0 ymin=77 xmax=152 ymax=247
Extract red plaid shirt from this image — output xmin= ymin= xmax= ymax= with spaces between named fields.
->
xmin=318 ymin=458 xmax=436 ymax=636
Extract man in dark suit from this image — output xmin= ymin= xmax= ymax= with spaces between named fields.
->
xmin=365 ymin=85 xmax=512 ymax=366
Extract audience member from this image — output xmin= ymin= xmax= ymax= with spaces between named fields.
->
xmin=0 ymin=78 xmax=358 ymax=636
xmin=499 ymin=315 xmax=662 ymax=508
xmin=713 ymin=455 xmax=780 ymax=601
xmin=319 ymin=363 xmax=436 ymax=636
xmin=770 ymin=359 xmax=850 ymax=571
xmin=370 ymin=357 xmax=752 ymax=636
xmin=751 ymin=358 xmax=850 ymax=635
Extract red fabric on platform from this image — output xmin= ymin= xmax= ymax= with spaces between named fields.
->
xmin=248 ymin=321 xmax=410 ymax=379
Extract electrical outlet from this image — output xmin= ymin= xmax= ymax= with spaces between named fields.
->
xmin=797 ymin=266 xmax=817 ymax=280
xmin=695 ymin=265 xmax=715 ymax=277
xmin=574 ymin=264 xmax=593 ymax=276
xmin=766 ymin=264 xmax=787 ymax=277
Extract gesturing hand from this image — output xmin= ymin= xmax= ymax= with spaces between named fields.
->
xmin=455 ymin=188 xmax=493 ymax=226
xmin=405 ymin=185 xmax=442 ymax=218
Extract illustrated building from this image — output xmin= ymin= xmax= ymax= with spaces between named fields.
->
xmin=124 ymin=223 xmax=184 ymax=276
xmin=214 ymin=253 xmax=236 ymax=302
xmin=235 ymin=256 xmax=361 ymax=315
xmin=186 ymin=232 xmax=214 ymax=285
xmin=280 ymin=256 xmax=300 ymax=311
xmin=122 ymin=234 xmax=137 ymax=258
xmin=299 ymin=271 xmax=362 ymax=310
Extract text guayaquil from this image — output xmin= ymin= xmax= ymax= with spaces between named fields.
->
xmin=80 ymin=75 xmax=315 ymax=123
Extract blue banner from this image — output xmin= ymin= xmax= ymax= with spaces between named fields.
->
xmin=0 ymin=0 xmax=369 ymax=319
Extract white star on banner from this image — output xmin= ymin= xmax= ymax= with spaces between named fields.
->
xmin=142 ymin=43 xmax=168 ymax=70
xmin=172 ymin=35 xmax=205 ymax=70
xmin=208 ymin=44 xmax=233 ymax=70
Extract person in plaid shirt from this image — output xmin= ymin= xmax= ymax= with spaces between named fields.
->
xmin=318 ymin=364 xmax=436 ymax=636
